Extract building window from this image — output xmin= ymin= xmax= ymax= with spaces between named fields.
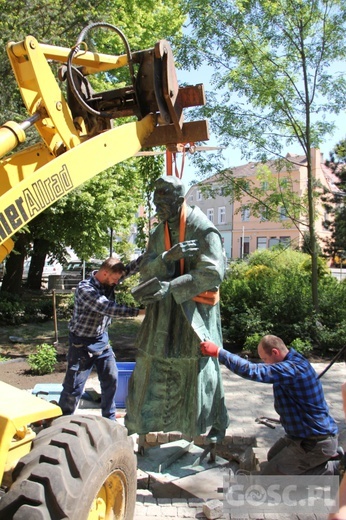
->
xmin=280 ymin=236 xmax=290 ymax=246
xmin=269 ymin=237 xmax=279 ymax=248
xmin=189 ymin=194 xmax=194 ymax=202
xmin=207 ymin=208 xmax=214 ymax=222
xmin=257 ymin=237 xmax=267 ymax=249
xmin=197 ymin=190 xmax=202 ymax=201
xmin=260 ymin=206 xmax=268 ymax=221
xmin=261 ymin=181 xmax=269 ymax=191
xmin=218 ymin=206 xmax=226 ymax=224
xmin=280 ymin=177 xmax=290 ymax=188
xmin=241 ymin=206 xmax=250 ymax=221
xmin=240 ymin=236 xmax=250 ymax=258
xmin=279 ymin=206 xmax=288 ymax=220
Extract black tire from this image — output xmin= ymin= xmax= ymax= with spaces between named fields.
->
xmin=0 ymin=415 xmax=137 ymax=520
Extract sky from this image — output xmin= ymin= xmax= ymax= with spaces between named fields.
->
xmin=175 ymin=65 xmax=346 ymax=187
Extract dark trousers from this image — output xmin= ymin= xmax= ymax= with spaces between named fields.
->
xmin=59 ymin=333 xmax=118 ymax=420
xmin=261 ymin=434 xmax=339 ymax=475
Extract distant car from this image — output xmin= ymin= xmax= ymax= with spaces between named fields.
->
xmin=22 ymin=257 xmax=63 ymax=280
xmin=61 ymin=259 xmax=102 ymax=289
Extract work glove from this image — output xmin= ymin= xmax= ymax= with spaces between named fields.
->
xmin=200 ymin=340 xmax=220 ymax=357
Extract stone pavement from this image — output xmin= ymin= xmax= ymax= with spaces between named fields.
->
xmin=130 ymin=360 xmax=346 ymax=519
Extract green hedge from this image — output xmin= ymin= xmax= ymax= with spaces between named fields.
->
xmin=220 ymin=248 xmax=346 ymax=355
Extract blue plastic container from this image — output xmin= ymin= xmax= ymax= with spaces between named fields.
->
xmin=115 ymin=362 xmax=136 ymax=408
xmin=32 ymin=383 xmax=63 ymax=403
xmin=32 ymin=362 xmax=136 ymax=409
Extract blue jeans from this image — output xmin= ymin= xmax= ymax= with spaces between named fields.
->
xmin=58 ymin=332 xmax=118 ymax=420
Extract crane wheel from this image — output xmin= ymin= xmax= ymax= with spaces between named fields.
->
xmin=0 ymin=414 xmax=137 ymax=520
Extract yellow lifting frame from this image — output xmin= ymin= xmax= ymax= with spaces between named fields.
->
xmin=6 ymin=36 xmax=131 ymax=153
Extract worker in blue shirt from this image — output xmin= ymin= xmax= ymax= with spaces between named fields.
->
xmin=201 ymin=334 xmax=339 ymax=475
xmin=59 ymin=257 xmax=139 ymax=420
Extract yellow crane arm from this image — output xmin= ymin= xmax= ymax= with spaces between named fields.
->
xmin=0 ymin=115 xmax=155 ymax=261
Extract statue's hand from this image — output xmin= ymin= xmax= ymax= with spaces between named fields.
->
xmin=141 ymin=281 xmax=170 ymax=305
xmin=164 ymin=240 xmax=199 ymax=262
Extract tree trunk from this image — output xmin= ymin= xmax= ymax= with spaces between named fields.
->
xmin=306 ymin=151 xmax=319 ymax=313
xmin=26 ymin=238 xmax=49 ymax=290
xmin=1 ymin=235 xmax=28 ymax=294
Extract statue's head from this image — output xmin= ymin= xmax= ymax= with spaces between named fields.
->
xmin=153 ymin=176 xmax=186 ymax=222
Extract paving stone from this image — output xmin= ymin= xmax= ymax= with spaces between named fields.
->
xmin=173 ymin=498 xmax=191 ymax=506
xmin=136 ymin=488 xmax=153 ymax=498
xmin=158 ymin=431 xmax=170 ymax=443
xmin=146 ymin=432 xmax=157 ymax=443
xmin=159 ymin=506 xmax=179 ymax=516
xmin=144 ymin=505 xmax=162 ymax=516
xmin=170 ymin=431 xmax=183 ymax=442
xmin=134 ymin=503 xmax=147 ymax=517
xmin=141 ymin=496 xmax=157 ymax=506
xmin=203 ymin=499 xmax=224 ymax=519
xmin=239 ymin=445 xmax=255 ymax=471
xmin=157 ymin=497 xmax=173 ymax=505
xmin=188 ymin=497 xmax=205 ymax=507
xmin=194 ymin=434 xmax=208 ymax=445
xmin=177 ymin=506 xmax=204 ymax=517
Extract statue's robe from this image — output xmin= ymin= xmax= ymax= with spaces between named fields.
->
xmin=125 ymin=205 xmax=230 ymax=438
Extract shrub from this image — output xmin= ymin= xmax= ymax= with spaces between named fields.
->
xmin=115 ymin=273 xmax=140 ymax=307
xmin=315 ymin=321 xmax=346 ymax=353
xmin=24 ymin=299 xmax=53 ymax=322
xmin=243 ymin=333 xmax=264 ymax=355
xmin=0 ymin=292 xmax=24 ymax=325
xmin=220 ymin=249 xmax=338 ymax=353
xmin=28 ymin=343 xmax=57 ymax=375
xmin=288 ymin=338 xmax=313 ymax=356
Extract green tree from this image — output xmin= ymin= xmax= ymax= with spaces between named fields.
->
xmin=324 ymin=138 xmax=346 ymax=260
xmin=179 ymin=0 xmax=346 ymax=312
xmin=0 ymin=0 xmax=186 ymax=292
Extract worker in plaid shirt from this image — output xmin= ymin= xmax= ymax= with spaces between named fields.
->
xmin=59 ymin=257 xmax=140 ymax=420
xmin=201 ymin=334 xmax=339 ymax=475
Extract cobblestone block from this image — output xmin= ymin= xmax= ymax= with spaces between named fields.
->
xmin=144 ymin=505 xmax=162 ymax=516
xmin=194 ymin=434 xmax=207 ymax=445
xmin=172 ymin=498 xmax=190 ymax=506
xmin=188 ymin=497 xmax=205 ymax=507
xmin=145 ymin=432 xmax=158 ymax=443
xmin=136 ymin=488 xmax=153 ymax=498
xmin=177 ymin=505 xmax=203 ymax=517
xmin=142 ymin=496 xmax=157 ymax=506
xmin=158 ymin=431 xmax=170 ymax=443
xmin=239 ymin=446 xmax=255 ymax=471
xmin=134 ymin=503 xmax=147 ymax=517
xmin=160 ymin=506 xmax=179 ymax=517
xmin=169 ymin=431 xmax=183 ymax=442
xmin=203 ymin=499 xmax=224 ymax=519
xmin=157 ymin=498 xmax=173 ymax=505
xmin=252 ymin=447 xmax=268 ymax=464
